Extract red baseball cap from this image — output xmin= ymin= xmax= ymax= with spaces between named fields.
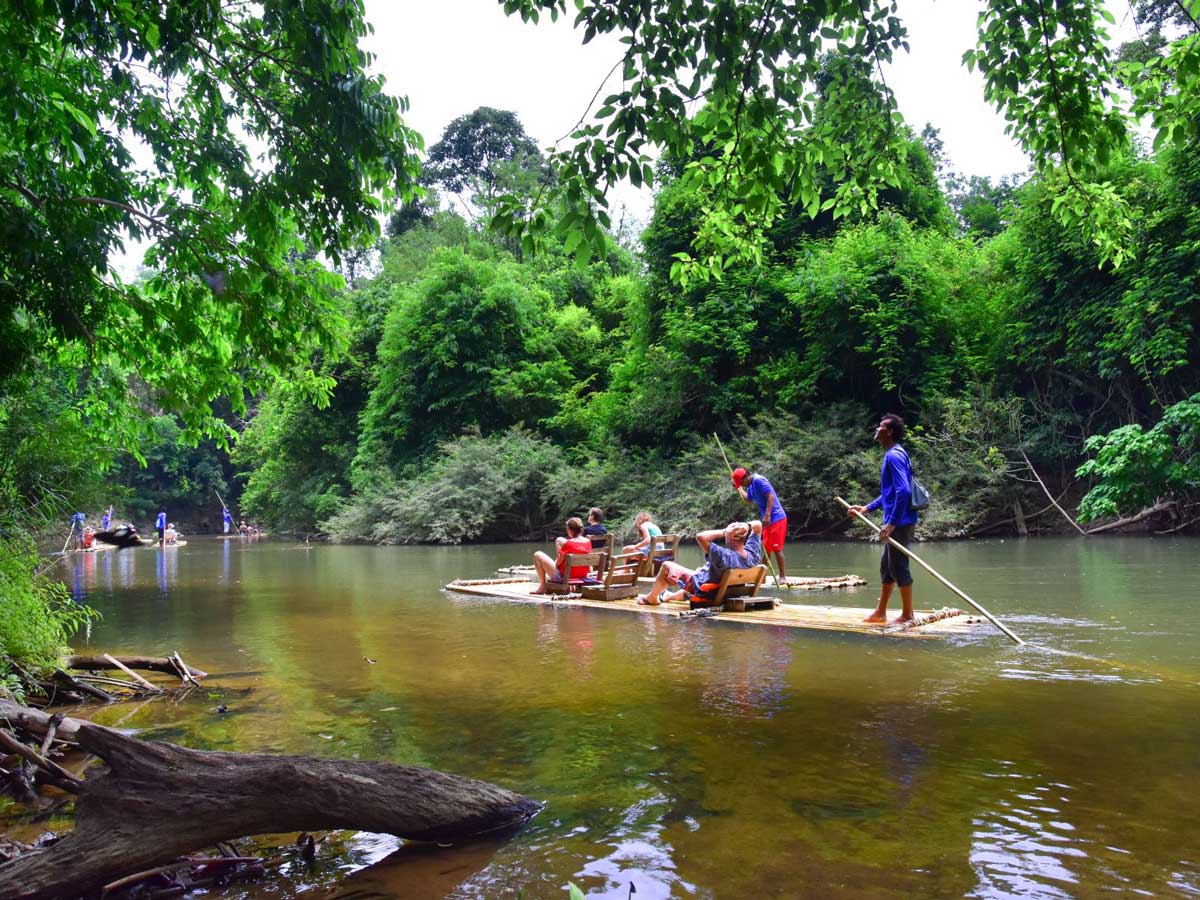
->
xmin=731 ymin=467 xmax=747 ymax=488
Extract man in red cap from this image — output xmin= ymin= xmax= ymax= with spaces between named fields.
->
xmin=731 ymin=467 xmax=787 ymax=580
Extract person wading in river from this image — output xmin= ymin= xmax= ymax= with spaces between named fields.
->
xmin=847 ymin=413 xmax=919 ymax=624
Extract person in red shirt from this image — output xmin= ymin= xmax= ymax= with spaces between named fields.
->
xmin=532 ymin=517 xmax=593 ymax=594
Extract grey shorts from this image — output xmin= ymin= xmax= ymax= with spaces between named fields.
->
xmin=880 ymin=524 xmax=915 ymax=587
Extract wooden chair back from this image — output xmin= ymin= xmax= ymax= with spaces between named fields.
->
xmin=588 ymin=533 xmax=615 ymax=558
xmin=637 ymin=533 xmax=681 ymax=577
xmin=544 ymin=550 xmax=608 ymax=595
xmin=581 ymin=551 xmax=643 ymax=601
xmin=717 ymin=565 xmax=773 ymax=611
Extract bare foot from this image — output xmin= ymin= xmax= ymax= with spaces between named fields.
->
xmin=637 ymin=595 xmax=661 ymax=606
xmin=891 ymin=614 xmax=915 ymax=625
xmin=531 ymin=587 xmax=547 ymax=595
xmin=862 ymin=613 xmax=888 ymax=624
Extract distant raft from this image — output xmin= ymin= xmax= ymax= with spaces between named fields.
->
xmin=446 ymin=577 xmax=992 ymax=638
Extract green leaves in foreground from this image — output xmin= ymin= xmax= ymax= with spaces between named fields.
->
xmin=1077 ymin=395 xmax=1200 ymax=522
xmin=0 ymin=1 xmax=423 ymax=445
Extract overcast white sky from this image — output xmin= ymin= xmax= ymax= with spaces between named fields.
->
xmin=360 ymin=0 xmax=1124 ymax=225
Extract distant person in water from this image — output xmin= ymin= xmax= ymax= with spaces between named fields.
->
xmin=639 ymin=520 xmax=763 ymax=606
xmin=846 ymin=413 xmax=918 ymax=624
xmin=531 ymin=517 xmax=593 ymax=594
xmin=155 ymin=510 xmax=167 ymax=545
xmin=581 ymin=507 xmax=608 ymax=538
xmin=731 ymin=466 xmax=788 ymax=580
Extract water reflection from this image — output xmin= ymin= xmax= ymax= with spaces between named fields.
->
xmin=969 ymin=765 xmax=1086 ymax=898
xmin=39 ymin=537 xmax=1200 ymax=899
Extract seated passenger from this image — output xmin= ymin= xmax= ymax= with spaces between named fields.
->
xmin=81 ymin=526 xmax=95 ymax=549
xmin=532 ymin=517 xmax=593 ymax=594
xmin=623 ymin=511 xmax=664 ymax=558
xmin=638 ymin=520 xmax=763 ymax=606
xmin=165 ymin=523 xmax=178 ymax=544
xmin=581 ymin=507 xmax=608 ymax=538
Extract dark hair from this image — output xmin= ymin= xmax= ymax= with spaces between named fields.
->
xmin=565 ymin=517 xmax=584 ymax=537
xmin=881 ymin=413 xmax=906 ymax=442
xmin=588 ymin=507 xmax=604 ymax=523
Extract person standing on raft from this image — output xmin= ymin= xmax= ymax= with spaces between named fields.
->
xmin=155 ymin=510 xmax=167 ymax=545
xmin=222 ymin=505 xmax=233 ymax=534
xmin=731 ymin=467 xmax=788 ymax=580
xmin=846 ymin=413 xmax=919 ymax=624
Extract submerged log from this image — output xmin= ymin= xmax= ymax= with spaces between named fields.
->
xmin=64 ymin=655 xmax=208 ymax=680
xmin=0 ymin=701 xmax=539 ymax=900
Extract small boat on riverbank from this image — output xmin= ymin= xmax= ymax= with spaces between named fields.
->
xmin=444 ymin=577 xmax=992 ymax=638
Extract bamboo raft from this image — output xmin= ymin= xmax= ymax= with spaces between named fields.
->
xmin=494 ymin=566 xmax=869 ymax=593
xmin=445 ymin=577 xmax=993 ymax=638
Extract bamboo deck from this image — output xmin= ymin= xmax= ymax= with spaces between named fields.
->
xmin=444 ymin=577 xmax=993 ymax=638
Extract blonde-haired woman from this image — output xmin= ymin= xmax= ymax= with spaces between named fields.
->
xmin=623 ymin=511 xmax=664 ymax=558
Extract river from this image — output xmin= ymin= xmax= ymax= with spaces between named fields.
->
xmin=43 ymin=536 xmax=1200 ymax=898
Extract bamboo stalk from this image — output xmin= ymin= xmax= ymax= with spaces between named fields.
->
xmin=713 ymin=435 xmax=783 ymax=588
xmin=61 ymin=520 xmax=76 ymax=555
xmin=835 ymin=496 xmax=1024 ymax=646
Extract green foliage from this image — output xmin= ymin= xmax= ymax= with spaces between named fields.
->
xmin=0 ymin=0 xmax=422 ymax=445
xmin=109 ymin=415 xmax=230 ymax=523
xmin=0 ymin=533 xmax=96 ymax=671
xmin=1077 ymin=394 xmax=1200 ymax=521
xmin=325 ymin=428 xmax=566 ymax=543
xmin=424 ymin=107 xmax=550 ymax=223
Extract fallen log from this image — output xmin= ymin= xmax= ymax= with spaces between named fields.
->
xmin=0 ymin=701 xmax=539 ymax=900
xmin=65 ymin=655 xmax=208 ymax=680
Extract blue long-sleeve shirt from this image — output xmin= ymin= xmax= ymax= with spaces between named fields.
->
xmin=867 ymin=445 xmax=918 ymax=527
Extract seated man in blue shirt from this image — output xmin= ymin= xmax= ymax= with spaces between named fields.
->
xmin=847 ymin=413 xmax=919 ymax=624
xmin=638 ymin=520 xmax=763 ymax=606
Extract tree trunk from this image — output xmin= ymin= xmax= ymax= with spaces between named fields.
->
xmin=1012 ymin=499 xmax=1028 ymax=537
xmin=0 ymin=702 xmax=538 ymax=900
xmin=64 ymin=655 xmax=207 ymax=679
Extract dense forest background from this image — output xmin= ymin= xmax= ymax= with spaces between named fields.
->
xmin=4 ymin=0 xmax=1199 ymax=678
xmin=91 ymin=93 xmax=1200 ymax=545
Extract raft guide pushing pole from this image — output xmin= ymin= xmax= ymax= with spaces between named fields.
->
xmin=836 ymin=495 xmax=1023 ymax=645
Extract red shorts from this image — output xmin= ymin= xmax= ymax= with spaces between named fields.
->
xmin=763 ymin=518 xmax=787 ymax=553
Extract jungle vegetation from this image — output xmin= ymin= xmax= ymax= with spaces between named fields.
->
xmin=2 ymin=0 xmax=1199 ymax=671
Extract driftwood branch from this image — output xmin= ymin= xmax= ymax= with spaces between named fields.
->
xmin=0 ymin=701 xmax=538 ymax=900
xmin=1018 ymin=450 xmax=1087 ymax=535
xmin=1084 ymin=500 xmax=1175 ymax=535
xmin=65 ymin=655 xmax=207 ymax=680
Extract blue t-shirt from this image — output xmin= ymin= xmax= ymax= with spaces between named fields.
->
xmin=745 ymin=475 xmax=786 ymax=524
xmin=687 ymin=534 xmax=763 ymax=596
xmin=223 ymin=509 xmax=233 ymax=524
xmin=155 ymin=512 xmax=167 ymax=529
xmin=101 ymin=509 xmax=112 ymax=530
xmin=867 ymin=445 xmax=918 ymax=527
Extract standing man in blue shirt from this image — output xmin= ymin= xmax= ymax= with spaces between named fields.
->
xmin=731 ymin=467 xmax=788 ymax=580
xmin=847 ymin=414 xmax=919 ymax=624
xmin=222 ymin=506 xmax=233 ymax=534
xmin=155 ymin=510 xmax=167 ymax=545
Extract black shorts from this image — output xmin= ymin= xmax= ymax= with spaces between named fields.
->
xmin=880 ymin=523 xmax=915 ymax=587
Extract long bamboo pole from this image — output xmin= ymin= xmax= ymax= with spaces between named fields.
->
xmin=836 ymin=496 xmax=1023 ymax=645
xmin=61 ymin=520 xmax=76 ymax=555
xmin=713 ymin=435 xmax=783 ymax=588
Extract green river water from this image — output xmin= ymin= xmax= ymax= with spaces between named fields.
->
xmin=33 ymin=536 xmax=1200 ymax=898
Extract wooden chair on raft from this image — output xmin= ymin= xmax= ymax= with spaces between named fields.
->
xmin=684 ymin=564 xmax=773 ymax=611
xmin=581 ymin=551 xmax=643 ymax=601
xmin=637 ymin=533 xmax=681 ymax=578
xmin=544 ymin=551 xmax=608 ymax=596
xmin=588 ymin=533 xmax=616 ymax=560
